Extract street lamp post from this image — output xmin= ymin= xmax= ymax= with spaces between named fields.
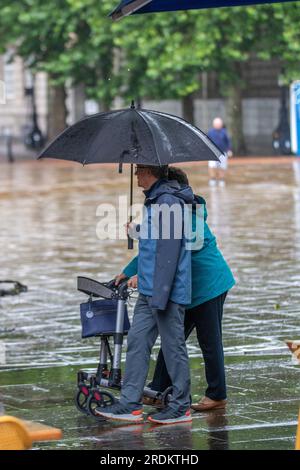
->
xmin=272 ymin=74 xmax=291 ymax=155
xmin=24 ymin=72 xmax=45 ymax=151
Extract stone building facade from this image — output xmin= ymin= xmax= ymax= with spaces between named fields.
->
xmin=0 ymin=54 xmax=48 ymax=160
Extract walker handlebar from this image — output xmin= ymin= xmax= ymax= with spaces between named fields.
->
xmin=77 ymin=276 xmax=131 ymax=300
xmin=117 ymin=278 xmax=130 ymax=299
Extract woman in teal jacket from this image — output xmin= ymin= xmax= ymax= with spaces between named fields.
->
xmin=119 ymin=167 xmax=235 ymax=411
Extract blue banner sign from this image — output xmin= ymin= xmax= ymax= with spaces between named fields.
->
xmin=290 ymin=81 xmax=300 ymax=156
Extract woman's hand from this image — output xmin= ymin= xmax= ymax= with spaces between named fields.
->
xmin=127 ymin=275 xmax=138 ymax=289
xmin=114 ymin=273 xmax=127 ymax=286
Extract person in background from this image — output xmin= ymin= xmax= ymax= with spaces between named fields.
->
xmin=117 ymin=167 xmax=235 ymax=412
xmin=208 ymin=118 xmax=233 ymax=187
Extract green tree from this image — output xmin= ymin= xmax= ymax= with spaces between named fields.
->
xmin=112 ymin=10 xmax=211 ymax=122
xmin=190 ymin=5 xmax=284 ymax=154
xmin=112 ymin=4 xmax=286 ymax=152
xmin=0 ymin=0 xmax=71 ymax=138
xmin=269 ymin=2 xmax=300 ymax=82
xmin=1 ymin=0 xmax=299 ymax=153
xmin=0 ymin=0 xmax=118 ymax=137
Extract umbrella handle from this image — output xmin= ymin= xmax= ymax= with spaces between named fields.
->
xmin=127 ymin=235 xmax=134 ymax=250
xmin=128 ymin=163 xmax=134 ymax=250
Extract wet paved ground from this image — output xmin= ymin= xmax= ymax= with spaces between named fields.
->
xmin=0 ymin=157 xmax=299 ymax=450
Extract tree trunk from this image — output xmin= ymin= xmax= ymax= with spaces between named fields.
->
xmin=226 ymin=72 xmax=247 ymax=155
xmin=182 ymin=94 xmax=195 ymax=125
xmin=136 ymin=97 xmax=143 ymax=109
xmin=98 ymin=101 xmax=110 ymax=112
xmin=47 ymin=83 xmax=67 ymax=141
xmin=72 ymin=83 xmax=86 ymax=122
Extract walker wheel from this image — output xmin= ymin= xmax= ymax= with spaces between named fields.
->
xmin=86 ymin=390 xmax=116 ymax=420
xmin=75 ymin=386 xmax=90 ymax=415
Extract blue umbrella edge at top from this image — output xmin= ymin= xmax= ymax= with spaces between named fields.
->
xmin=110 ymin=0 xmax=296 ymax=18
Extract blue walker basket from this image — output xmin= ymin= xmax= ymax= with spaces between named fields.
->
xmin=80 ymin=298 xmax=130 ymax=338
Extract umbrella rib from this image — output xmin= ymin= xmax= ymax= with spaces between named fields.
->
xmin=110 ymin=0 xmax=152 ymax=20
xmin=147 ymin=109 xmax=223 ymax=160
xmin=135 ymin=110 xmax=162 ymax=166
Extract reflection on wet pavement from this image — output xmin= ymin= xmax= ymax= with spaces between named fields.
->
xmin=0 ymin=158 xmax=299 ymax=450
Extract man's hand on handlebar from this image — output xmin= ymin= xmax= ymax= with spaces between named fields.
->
xmin=124 ymin=222 xmax=140 ymax=240
xmin=115 ymin=273 xmax=138 ymax=289
xmin=127 ymin=275 xmax=138 ymax=289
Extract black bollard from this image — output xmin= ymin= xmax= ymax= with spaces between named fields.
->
xmin=3 ymin=128 xmax=14 ymax=163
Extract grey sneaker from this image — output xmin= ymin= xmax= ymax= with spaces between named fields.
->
xmin=94 ymin=402 xmax=143 ymax=423
xmin=147 ymin=406 xmax=192 ymax=425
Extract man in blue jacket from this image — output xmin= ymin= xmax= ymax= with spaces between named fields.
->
xmin=95 ymin=164 xmax=193 ymax=425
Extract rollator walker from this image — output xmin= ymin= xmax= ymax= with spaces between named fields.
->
xmin=75 ymin=276 xmax=172 ymax=420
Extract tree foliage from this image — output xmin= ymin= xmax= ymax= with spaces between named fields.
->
xmin=0 ymin=1 xmax=299 ymax=145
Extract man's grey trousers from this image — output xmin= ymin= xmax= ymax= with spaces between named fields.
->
xmin=119 ymin=293 xmax=191 ymax=411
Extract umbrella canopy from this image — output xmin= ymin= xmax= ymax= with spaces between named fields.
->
xmin=110 ymin=0 xmax=293 ymax=20
xmin=38 ymin=105 xmax=222 ymax=165
xmin=38 ymin=104 xmax=222 ymax=250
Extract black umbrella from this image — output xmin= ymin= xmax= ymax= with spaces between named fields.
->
xmin=38 ymin=102 xmax=223 ymax=248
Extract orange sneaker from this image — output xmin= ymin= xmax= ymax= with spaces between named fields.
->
xmin=94 ymin=403 xmax=144 ymax=423
xmin=147 ymin=407 xmax=192 ymax=425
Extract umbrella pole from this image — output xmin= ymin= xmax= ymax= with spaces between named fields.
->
xmin=128 ymin=164 xmax=134 ymax=250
